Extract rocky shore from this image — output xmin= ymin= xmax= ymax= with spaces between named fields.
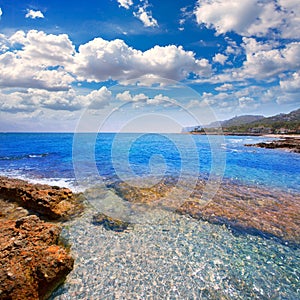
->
xmin=0 ymin=176 xmax=83 ymax=300
xmin=245 ymin=136 xmax=300 ymax=153
xmin=0 ymin=176 xmax=83 ymax=221
xmin=1 ymin=174 xmax=299 ymax=298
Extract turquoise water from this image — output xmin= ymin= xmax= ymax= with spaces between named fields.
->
xmin=0 ymin=133 xmax=299 ymax=299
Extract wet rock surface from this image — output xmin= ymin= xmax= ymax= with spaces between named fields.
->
xmin=0 ymin=177 xmax=81 ymax=299
xmin=92 ymin=212 xmax=132 ymax=232
xmin=109 ymin=178 xmax=300 ymax=246
xmin=0 ymin=176 xmax=83 ymax=221
xmin=0 ymin=215 xmax=74 ymax=300
xmin=245 ymin=137 xmax=300 ymax=153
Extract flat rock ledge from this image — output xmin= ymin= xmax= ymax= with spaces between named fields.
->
xmin=0 ymin=215 xmax=74 ymax=300
xmin=0 ymin=176 xmax=83 ymax=221
xmin=110 ymin=178 xmax=300 ymax=246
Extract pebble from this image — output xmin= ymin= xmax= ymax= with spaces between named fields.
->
xmin=50 ymin=190 xmax=300 ymax=300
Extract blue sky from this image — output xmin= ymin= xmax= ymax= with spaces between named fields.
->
xmin=0 ymin=0 xmax=299 ymax=132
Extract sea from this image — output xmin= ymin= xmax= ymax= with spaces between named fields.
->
xmin=0 ymin=132 xmax=299 ymax=299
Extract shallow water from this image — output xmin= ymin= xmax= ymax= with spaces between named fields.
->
xmin=51 ymin=191 xmax=300 ymax=299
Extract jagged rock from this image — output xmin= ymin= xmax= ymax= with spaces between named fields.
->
xmin=245 ymin=137 xmax=300 ymax=153
xmin=0 ymin=215 xmax=73 ymax=300
xmin=0 ymin=176 xmax=83 ymax=220
xmin=92 ymin=212 xmax=132 ymax=232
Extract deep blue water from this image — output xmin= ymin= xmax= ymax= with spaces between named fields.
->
xmin=0 ymin=132 xmax=299 ymax=193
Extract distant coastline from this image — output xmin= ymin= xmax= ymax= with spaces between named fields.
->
xmin=188 ymin=131 xmax=300 ymax=153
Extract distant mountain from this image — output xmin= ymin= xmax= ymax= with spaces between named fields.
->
xmin=252 ymin=108 xmax=300 ymax=124
xmin=223 ymin=108 xmax=300 ymax=134
xmin=187 ymin=108 xmax=300 ymax=134
xmin=218 ymin=115 xmax=264 ymax=127
xmin=188 ymin=115 xmax=264 ymax=130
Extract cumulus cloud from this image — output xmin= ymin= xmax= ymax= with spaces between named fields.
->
xmin=0 ymin=30 xmax=75 ymax=90
xmin=240 ymin=38 xmax=300 ymax=79
xmin=84 ymin=86 xmax=113 ymax=109
xmin=213 ymin=53 xmax=227 ymax=65
xmin=0 ymin=30 xmax=212 ymax=91
xmin=116 ymin=90 xmax=175 ymax=107
xmin=72 ymin=38 xmax=211 ymax=84
xmin=0 ymin=8 xmax=2 ymax=20
xmin=215 ymin=83 xmax=234 ymax=91
xmin=0 ymin=91 xmax=36 ymax=113
xmin=133 ymin=6 xmax=158 ymax=27
xmin=0 ymin=87 xmax=113 ymax=113
xmin=25 ymin=9 xmax=44 ymax=19
xmin=194 ymin=0 xmax=300 ymax=39
xmin=238 ymin=96 xmax=258 ymax=109
xmin=279 ymin=72 xmax=300 ymax=93
xmin=117 ymin=0 xmax=133 ymax=10
xmin=132 ymin=0 xmax=158 ymax=27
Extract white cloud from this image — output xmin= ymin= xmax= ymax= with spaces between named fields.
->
xmin=9 ymin=30 xmax=75 ymax=65
xmin=133 ymin=5 xmax=158 ymax=27
xmin=116 ymin=91 xmax=147 ymax=102
xmin=0 ymin=8 xmax=2 ymax=20
xmin=25 ymin=9 xmax=44 ymax=19
xmin=0 ymin=30 xmax=212 ymax=91
xmin=279 ymin=72 xmax=300 ymax=93
xmin=84 ymin=86 xmax=112 ymax=109
xmin=241 ymin=38 xmax=300 ymax=80
xmin=213 ymin=53 xmax=227 ymax=65
xmin=194 ymin=0 xmax=300 ymax=39
xmin=0 ymin=33 xmax=10 ymax=52
xmin=116 ymin=90 xmax=175 ymax=106
xmin=215 ymin=83 xmax=233 ymax=91
xmin=0 ymin=86 xmax=113 ymax=113
xmin=238 ymin=96 xmax=258 ymax=109
xmin=72 ymin=38 xmax=211 ymax=84
xmin=117 ymin=0 xmax=133 ymax=10
xmin=0 ymin=30 xmax=75 ymax=90
xmin=0 ymin=91 xmax=36 ymax=113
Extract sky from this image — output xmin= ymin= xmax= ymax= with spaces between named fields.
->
xmin=0 ymin=0 xmax=299 ymax=132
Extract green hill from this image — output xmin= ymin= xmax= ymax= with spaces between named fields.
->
xmin=224 ymin=109 xmax=300 ymax=134
xmin=189 ymin=108 xmax=300 ymax=134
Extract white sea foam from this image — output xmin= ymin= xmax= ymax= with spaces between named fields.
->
xmin=0 ymin=171 xmax=85 ymax=193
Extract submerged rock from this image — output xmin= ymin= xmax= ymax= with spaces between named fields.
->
xmin=0 ymin=215 xmax=74 ymax=300
xmin=177 ymin=181 xmax=300 ymax=246
xmin=0 ymin=176 xmax=83 ymax=220
xmin=92 ymin=212 xmax=132 ymax=232
xmin=109 ymin=177 xmax=300 ymax=245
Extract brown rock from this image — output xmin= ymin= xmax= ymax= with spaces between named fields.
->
xmin=0 ymin=215 xmax=73 ymax=300
xmin=0 ymin=176 xmax=83 ymax=220
xmin=92 ymin=212 xmax=132 ymax=232
xmin=245 ymin=137 xmax=300 ymax=153
xmin=110 ymin=177 xmax=300 ymax=245
xmin=176 ymin=181 xmax=300 ymax=245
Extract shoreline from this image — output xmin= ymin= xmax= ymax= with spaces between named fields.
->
xmin=188 ymin=131 xmax=300 ymax=138
xmin=245 ymin=135 xmax=300 ymax=153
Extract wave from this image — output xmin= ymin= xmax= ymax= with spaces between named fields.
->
xmin=0 ymin=153 xmax=49 ymax=161
xmin=0 ymin=170 xmax=84 ymax=193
